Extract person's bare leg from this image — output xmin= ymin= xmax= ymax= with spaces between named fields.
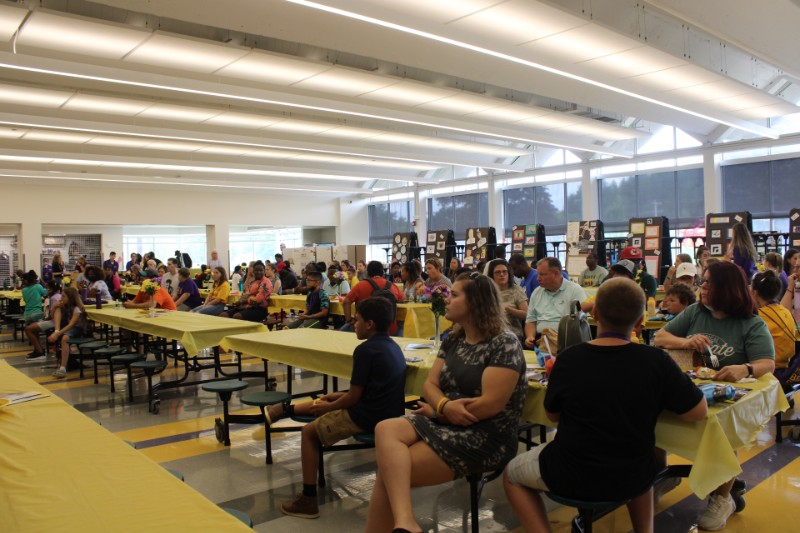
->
xmin=713 ymin=478 xmax=736 ymax=498
xmin=626 ymin=488 xmax=654 ymax=533
xmin=371 ymin=418 xmax=454 ymax=532
xmin=364 ymin=470 xmax=395 ymax=533
xmin=26 ymin=323 xmax=43 ymax=352
xmin=300 ymin=423 xmax=321 ymax=486
xmin=502 ymin=471 xmax=552 ymax=533
xmin=59 ymin=336 xmax=70 ymax=369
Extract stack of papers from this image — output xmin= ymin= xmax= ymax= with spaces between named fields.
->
xmin=0 ymin=391 xmax=49 ymax=404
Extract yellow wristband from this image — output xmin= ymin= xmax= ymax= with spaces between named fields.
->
xmin=435 ymin=397 xmax=449 ymax=416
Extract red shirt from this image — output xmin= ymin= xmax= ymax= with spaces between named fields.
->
xmin=346 ymin=277 xmax=404 ymax=334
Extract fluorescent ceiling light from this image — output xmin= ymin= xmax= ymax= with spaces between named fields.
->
xmin=359 ymin=81 xmax=457 ymax=106
xmin=266 ymin=120 xmax=337 ymax=135
xmin=21 ymin=130 xmax=92 ymax=143
xmin=215 ymin=52 xmax=332 ymax=86
xmin=0 ymin=84 xmax=71 ymax=107
xmin=124 ymin=32 xmax=249 ymax=74
xmin=284 ymin=0 xmax=780 ymax=139
xmin=85 ymin=135 xmax=151 ymax=148
xmin=195 ymin=145 xmax=252 ymax=156
xmin=136 ymin=103 xmax=222 ymax=122
xmin=293 ymin=66 xmax=399 ymax=97
xmin=447 ymin=0 xmax=583 ymax=44
xmin=203 ymin=111 xmax=281 ymax=129
xmin=143 ymin=140 xmax=206 ymax=151
xmin=62 ymin=93 xmax=153 ymax=115
xmin=0 ymin=4 xmax=28 ymax=41
xmin=17 ymin=11 xmax=148 ymax=60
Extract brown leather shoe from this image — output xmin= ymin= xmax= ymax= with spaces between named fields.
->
xmin=280 ymin=493 xmax=319 ymax=519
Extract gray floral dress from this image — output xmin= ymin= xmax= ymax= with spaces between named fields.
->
xmin=407 ymin=330 xmax=527 ymax=477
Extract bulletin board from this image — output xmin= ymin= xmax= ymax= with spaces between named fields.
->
xmin=425 ymin=229 xmax=456 ymax=266
xmin=391 ymin=232 xmax=419 ymax=264
xmin=565 ymin=220 xmax=605 ymax=279
xmin=510 ymin=224 xmax=547 ymax=262
xmin=463 ymin=227 xmax=497 ymax=266
xmin=628 ymin=217 xmax=672 ymax=283
xmin=705 ymin=212 xmax=752 ymax=258
xmin=283 ymin=247 xmax=317 ymax=269
xmin=789 ymin=209 xmax=800 ymax=249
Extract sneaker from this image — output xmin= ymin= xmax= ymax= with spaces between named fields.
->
xmin=653 ymin=477 xmax=681 ymax=503
xmin=25 ymin=352 xmax=46 ymax=361
xmin=52 ymin=368 xmax=67 ymax=379
xmin=280 ymin=493 xmax=319 ymax=519
xmin=697 ymin=493 xmax=735 ymax=530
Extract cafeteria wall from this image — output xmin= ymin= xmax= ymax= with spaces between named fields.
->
xmin=3 ymin=183 xmax=357 ymax=273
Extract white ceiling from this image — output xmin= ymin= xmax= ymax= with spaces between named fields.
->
xmin=0 ymin=0 xmax=796 ymax=196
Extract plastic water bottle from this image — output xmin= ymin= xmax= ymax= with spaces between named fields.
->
xmin=646 ymin=297 xmax=656 ymax=318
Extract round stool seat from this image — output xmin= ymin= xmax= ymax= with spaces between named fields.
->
xmin=96 ymin=346 xmax=127 ymax=356
xmin=241 ymin=391 xmax=290 ymax=407
xmin=80 ymin=340 xmax=108 ymax=351
xmin=164 ymin=467 xmax=185 ymax=481
xmin=546 ymin=492 xmax=629 ymax=510
xmin=220 ymin=507 xmax=253 ymax=527
xmin=110 ymin=353 xmax=145 ymax=364
xmin=66 ymin=337 xmax=96 ymax=345
xmin=353 ymin=433 xmax=375 ymax=445
xmin=202 ymin=379 xmax=249 ymax=394
xmin=130 ymin=360 xmax=168 ymax=371
xmin=5 ymin=314 xmax=22 ymax=320
xmin=290 ymin=414 xmax=316 ymax=424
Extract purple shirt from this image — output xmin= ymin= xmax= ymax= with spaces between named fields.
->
xmin=732 ymin=246 xmax=756 ymax=280
xmin=103 ymin=259 xmax=119 ymax=274
xmin=177 ymin=278 xmax=202 ymax=309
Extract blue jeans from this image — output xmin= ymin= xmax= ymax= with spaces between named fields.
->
xmin=192 ymin=303 xmax=226 ymax=316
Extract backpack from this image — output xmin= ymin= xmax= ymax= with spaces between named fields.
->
xmin=365 ymin=277 xmax=397 ymax=320
xmin=181 ymin=253 xmax=193 ymax=269
xmin=557 ymin=300 xmax=592 ymax=354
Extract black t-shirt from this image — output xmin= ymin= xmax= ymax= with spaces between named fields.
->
xmin=347 ymin=333 xmax=407 ymax=431
xmin=540 ymin=342 xmax=703 ymax=501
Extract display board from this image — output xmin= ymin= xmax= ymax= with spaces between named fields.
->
xmin=391 ymin=232 xmax=419 ymax=264
xmin=789 ymin=209 xmax=800 ymax=249
xmin=628 ymin=217 xmax=672 ymax=283
xmin=425 ymin=229 xmax=456 ymax=265
xmin=705 ymin=212 xmax=752 ymax=258
xmin=0 ymin=234 xmax=18 ymax=285
xmin=42 ymin=233 xmax=101 ymax=272
xmin=565 ymin=220 xmax=605 ymax=279
xmin=283 ymin=246 xmax=317 ymax=269
xmin=463 ymin=227 xmax=497 ymax=266
xmin=510 ymin=224 xmax=547 ymax=262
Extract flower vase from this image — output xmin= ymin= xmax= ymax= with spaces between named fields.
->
xmin=431 ymin=314 xmax=441 ymax=354
xmin=149 ymin=299 xmax=157 ymax=317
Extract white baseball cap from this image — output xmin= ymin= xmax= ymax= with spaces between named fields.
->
xmin=676 ymin=263 xmax=697 ymax=279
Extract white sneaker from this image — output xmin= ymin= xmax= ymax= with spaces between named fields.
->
xmin=697 ymin=493 xmax=735 ymax=530
xmin=52 ymin=367 xmax=67 ymax=379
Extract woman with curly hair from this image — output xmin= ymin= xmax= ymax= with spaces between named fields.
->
xmin=365 ymin=272 xmax=527 ymax=533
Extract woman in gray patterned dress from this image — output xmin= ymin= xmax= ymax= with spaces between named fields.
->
xmin=365 ymin=272 xmax=527 ymax=533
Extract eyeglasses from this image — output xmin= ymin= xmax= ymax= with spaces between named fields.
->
xmin=493 ymin=270 xmax=509 ymax=275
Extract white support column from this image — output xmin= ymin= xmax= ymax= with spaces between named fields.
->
xmin=414 ymin=188 xmax=427 ymax=254
xmin=206 ymin=223 xmax=230 ymax=273
xmin=703 ymin=152 xmax=723 ymax=214
xmin=581 ymin=166 xmax=599 ymax=221
xmin=489 ymin=174 xmax=505 ymax=241
xmin=19 ymin=220 xmax=41 ymax=272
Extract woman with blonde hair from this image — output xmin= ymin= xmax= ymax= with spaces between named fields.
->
xmin=725 ymin=222 xmax=757 ymax=280
xmin=365 ymin=272 xmax=527 ymax=532
xmin=48 ymin=287 xmax=87 ymax=379
xmin=424 ymin=257 xmax=452 ymax=288
xmin=192 ymin=266 xmax=230 ymax=316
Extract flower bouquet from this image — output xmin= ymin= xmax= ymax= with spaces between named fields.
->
xmin=142 ymin=279 xmax=160 ymax=316
xmin=422 ymin=284 xmax=450 ymax=352
xmin=62 ymin=276 xmax=72 ymax=287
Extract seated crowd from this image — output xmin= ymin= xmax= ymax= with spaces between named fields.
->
xmin=12 ymin=237 xmax=800 ymax=532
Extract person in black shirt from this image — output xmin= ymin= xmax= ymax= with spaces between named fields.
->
xmin=269 ymin=298 xmax=406 ymax=519
xmin=504 ymin=277 xmax=707 ymax=533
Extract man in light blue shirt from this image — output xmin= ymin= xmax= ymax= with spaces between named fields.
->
xmin=524 ymin=257 xmax=587 ymax=349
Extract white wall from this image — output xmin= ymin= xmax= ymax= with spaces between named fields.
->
xmin=3 ymin=184 xmax=346 ymax=273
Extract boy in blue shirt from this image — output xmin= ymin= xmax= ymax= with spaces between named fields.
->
xmin=269 ymin=297 xmax=407 ymax=519
xmin=287 ymin=271 xmax=329 ymax=329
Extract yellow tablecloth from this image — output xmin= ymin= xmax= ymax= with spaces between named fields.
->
xmin=0 ymin=361 xmax=251 ymax=533
xmin=0 ymin=290 xmax=24 ymax=306
xmin=123 ymin=284 xmax=239 ymax=305
xmin=522 ymin=374 xmax=788 ymax=498
xmin=221 ymin=329 xmax=787 ymax=499
xmin=268 ymin=294 xmax=452 ymax=339
xmin=85 ymin=307 xmax=267 ymax=356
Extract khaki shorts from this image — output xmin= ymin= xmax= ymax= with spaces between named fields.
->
xmin=311 ymin=409 xmax=365 ymax=447
xmin=505 ymin=441 xmax=551 ymax=491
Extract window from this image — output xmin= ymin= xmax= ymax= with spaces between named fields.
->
xmin=503 ymin=182 xmax=582 ymax=237
xmin=722 ymin=157 xmax=800 ymax=220
xmin=124 ymin=233 xmax=207 ymax=267
xmin=427 ymin=192 xmax=488 ymax=238
xmin=368 ymin=201 xmax=415 ymax=245
xmin=599 ymin=169 xmax=705 ymax=233
xmin=229 ymin=228 xmax=302 ymax=266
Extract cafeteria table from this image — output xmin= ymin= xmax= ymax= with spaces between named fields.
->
xmin=221 ymin=328 xmax=788 ymax=500
xmin=0 ymin=361 xmax=251 ymax=533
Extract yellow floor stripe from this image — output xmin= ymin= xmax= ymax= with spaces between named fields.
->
xmin=726 ymin=455 xmax=800 ymax=532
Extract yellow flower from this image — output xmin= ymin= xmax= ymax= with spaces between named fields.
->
xmin=62 ymin=276 xmax=72 ymax=286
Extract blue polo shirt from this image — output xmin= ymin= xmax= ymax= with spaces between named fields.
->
xmin=526 ymin=279 xmax=587 ymax=331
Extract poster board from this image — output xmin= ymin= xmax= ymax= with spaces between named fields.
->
xmin=789 ymin=209 xmax=800 ymax=250
xmin=316 ymin=245 xmax=333 ymax=264
xmin=391 ymin=232 xmax=419 ymax=264
xmin=463 ymin=227 xmax=497 ymax=266
xmin=628 ymin=217 xmax=671 ymax=283
xmin=705 ymin=212 xmax=752 ymax=258
xmin=425 ymin=229 xmax=456 ymax=266
xmin=510 ymin=224 xmax=546 ymax=262
xmin=283 ymin=246 xmax=317 ymax=269
xmin=565 ymin=220 xmax=605 ymax=279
